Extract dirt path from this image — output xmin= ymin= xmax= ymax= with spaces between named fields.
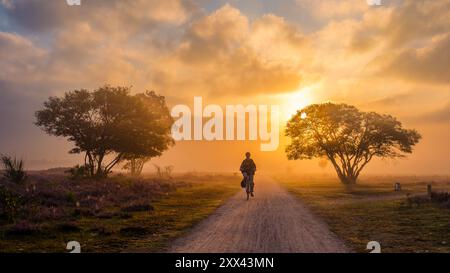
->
xmin=168 ymin=176 xmax=350 ymax=253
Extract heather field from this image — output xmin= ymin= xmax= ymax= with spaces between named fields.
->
xmin=0 ymin=170 xmax=239 ymax=252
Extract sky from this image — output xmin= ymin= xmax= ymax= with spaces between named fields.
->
xmin=0 ymin=0 xmax=449 ymax=175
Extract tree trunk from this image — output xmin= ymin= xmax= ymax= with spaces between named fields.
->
xmin=130 ymin=158 xmax=138 ymax=176
xmin=328 ymin=156 xmax=358 ymax=185
xmin=85 ymin=152 xmax=95 ymax=177
xmin=338 ymin=172 xmax=358 ymax=185
xmin=96 ymin=154 xmax=105 ymax=178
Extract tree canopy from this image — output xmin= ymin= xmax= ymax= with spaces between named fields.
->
xmin=35 ymin=85 xmax=174 ymax=178
xmin=285 ymin=103 xmax=421 ymax=184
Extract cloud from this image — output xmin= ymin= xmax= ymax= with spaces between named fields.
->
xmin=376 ymin=34 xmax=450 ymax=84
xmin=416 ymin=102 xmax=450 ymax=123
xmin=0 ymin=32 xmax=47 ymax=87
xmin=152 ymin=5 xmax=311 ymax=98
xmin=248 ymin=14 xmax=311 ymax=65
xmin=3 ymin=0 xmax=447 ymax=103
xmin=306 ymin=0 xmax=450 ymax=105
xmin=362 ymin=88 xmax=449 ymax=118
xmin=296 ymin=0 xmax=369 ymax=19
xmin=0 ymin=3 xmax=314 ymax=102
xmin=339 ymin=0 xmax=450 ymax=52
xmin=0 ymin=0 xmax=13 ymax=9
xmin=1 ymin=2 xmax=449 ymax=110
xmin=178 ymin=4 xmax=250 ymax=63
xmin=381 ymin=0 xmax=450 ymax=47
xmin=0 ymin=0 xmax=198 ymax=32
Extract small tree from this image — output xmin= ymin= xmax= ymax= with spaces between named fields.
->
xmin=35 ymin=86 xmax=174 ymax=178
xmin=153 ymin=164 xmax=163 ymax=178
xmin=123 ymin=157 xmax=151 ymax=177
xmin=164 ymin=165 xmax=174 ymax=178
xmin=152 ymin=164 xmax=174 ymax=179
xmin=285 ymin=103 xmax=421 ymax=184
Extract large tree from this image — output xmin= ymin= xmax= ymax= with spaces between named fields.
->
xmin=121 ymin=91 xmax=174 ymax=176
xmin=285 ymin=103 xmax=421 ymax=184
xmin=35 ymin=86 xmax=174 ymax=178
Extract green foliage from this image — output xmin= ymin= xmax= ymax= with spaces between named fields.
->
xmin=1 ymin=154 xmax=27 ymax=184
xmin=35 ymin=86 xmax=174 ymax=178
xmin=66 ymin=165 xmax=89 ymax=180
xmin=285 ymin=103 xmax=421 ymax=184
xmin=121 ymin=91 xmax=174 ymax=177
xmin=0 ymin=186 xmax=22 ymax=223
xmin=65 ymin=192 xmax=77 ymax=204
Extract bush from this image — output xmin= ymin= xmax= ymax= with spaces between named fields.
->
xmin=66 ymin=192 xmax=77 ymax=204
xmin=0 ymin=186 xmax=22 ymax=222
xmin=431 ymin=191 xmax=450 ymax=209
xmin=407 ymin=191 xmax=450 ymax=209
xmin=66 ymin=165 xmax=89 ymax=180
xmin=153 ymin=164 xmax=175 ymax=178
xmin=430 ymin=191 xmax=449 ymax=203
xmin=1 ymin=154 xmax=27 ymax=184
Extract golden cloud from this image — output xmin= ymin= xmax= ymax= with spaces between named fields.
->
xmin=152 ymin=5 xmax=311 ymax=99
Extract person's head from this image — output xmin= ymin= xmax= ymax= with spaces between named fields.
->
xmin=245 ymin=152 xmax=251 ymax=159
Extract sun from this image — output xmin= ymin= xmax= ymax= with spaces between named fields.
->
xmin=279 ymin=86 xmax=315 ymax=121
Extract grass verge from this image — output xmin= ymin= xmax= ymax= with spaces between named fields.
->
xmin=276 ymin=175 xmax=450 ymax=253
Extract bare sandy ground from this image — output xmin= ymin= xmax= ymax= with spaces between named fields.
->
xmin=168 ymin=176 xmax=350 ymax=253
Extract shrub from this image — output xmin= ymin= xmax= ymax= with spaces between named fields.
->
xmin=430 ymin=191 xmax=449 ymax=203
xmin=407 ymin=191 xmax=450 ymax=209
xmin=1 ymin=154 xmax=27 ymax=184
xmin=66 ymin=192 xmax=77 ymax=204
xmin=430 ymin=191 xmax=450 ymax=209
xmin=153 ymin=164 xmax=175 ymax=178
xmin=0 ymin=186 xmax=22 ymax=222
xmin=66 ymin=165 xmax=89 ymax=180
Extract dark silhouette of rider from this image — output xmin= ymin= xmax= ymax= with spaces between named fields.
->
xmin=240 ymin=152 xmax=256 ymax=200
